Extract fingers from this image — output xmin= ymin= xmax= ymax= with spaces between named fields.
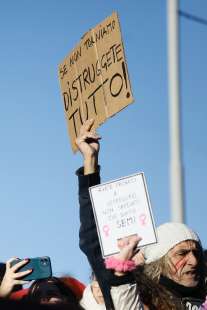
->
xmin=115 ymin=235 xmax=143 ymax=262
xmin=7 ymin=257 xmax=18 ymax=263
xmin=6 ymin=257 xmax=19 ymax=266
xmin=80 ymin=119 xmax=95 ymax=135
xmin=117 ymin=239 xmax=125 ymax=249
xmin=128 ymin=235 xmax=142 ymax=247
xmin=112 ymin=235 xmax=145 ymax=270
xmin=79 ymin=119 xmax=101 ymax=140
xmin=5 ymin=257 xmax=32 ymax=280
xmin=6 ymin=257 xmax=20 ymax=271
xmin=75 ymin=118 xmax=101 ymax=154
xmin=14 ymin=269 xmax=32 ymax=279
xmin=117 ymin=235 xmax=142 ymax=250
xmin=132 ymin=251 xmax=145 ymax=266
xmin=10 ymin=259 xmax=29 ymax=273
xmin=77 ymin=131 xmax=100 ymax=144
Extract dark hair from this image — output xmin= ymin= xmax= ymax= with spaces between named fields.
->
xmin=134 ymin=267 xmax=184 ymax=310
xmin=90 ymin=270 xmax=96 ymax=281
xmin=0 ymin=263 xmax=6 ymax=282
xmin=0 ymin=298 xmax=83 ymax=310
xmin=25 ymin=277 xmax=82 ymax=308
xmin=203 ymin=249 xmax=207 ymax=265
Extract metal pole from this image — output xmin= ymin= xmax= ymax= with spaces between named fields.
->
xmin=167 ymin=0 xmax=184 ymax=222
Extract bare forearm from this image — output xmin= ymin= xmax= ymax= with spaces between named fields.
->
xmin=84 ymin=155 xmax=98 ymax=175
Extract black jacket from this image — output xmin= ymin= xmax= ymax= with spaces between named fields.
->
xmin=76 ymin=167 xmax=134 ymax=310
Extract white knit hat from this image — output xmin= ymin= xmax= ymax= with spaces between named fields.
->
xmin=143 ymin=222 xmax=200 ymax=264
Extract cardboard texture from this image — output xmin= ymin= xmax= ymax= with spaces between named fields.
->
xmin=58 ymin=12 xmax=134 ymax=152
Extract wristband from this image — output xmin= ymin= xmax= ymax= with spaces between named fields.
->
xmin=105 ymin=257 xmax=136 ymax=272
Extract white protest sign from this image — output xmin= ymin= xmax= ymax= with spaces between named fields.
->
xmin=89 ymin=172 xmax=157 ymax=257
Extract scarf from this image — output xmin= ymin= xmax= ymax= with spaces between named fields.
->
xmin=159 ymin=276 xmax=205 ymax=299
xmin=159 ymin=275 xmax=205 ymax=309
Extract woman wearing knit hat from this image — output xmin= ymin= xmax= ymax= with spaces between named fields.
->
xmin=103 ymin=219 xmax=206 ymax=309
xmin=138 ymin=222 xmax=206 ymax=307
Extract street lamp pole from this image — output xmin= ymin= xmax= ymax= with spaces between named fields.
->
xmin=167 ymin=0 xmax=185 ymax=222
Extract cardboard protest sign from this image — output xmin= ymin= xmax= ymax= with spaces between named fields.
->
xmin=89 ymin=173 xmax=157 ymax=258
xmin=58 ymin=12 xmax=134 ymax=152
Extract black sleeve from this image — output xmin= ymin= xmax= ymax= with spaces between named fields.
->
xmin=76 ymin=166 xmax=135 ymax=310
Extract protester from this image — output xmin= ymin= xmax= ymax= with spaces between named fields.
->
xmin=25 ymin=276 xmax=83 ymax=308
xmin=115 ymin=223 xmax=206 ymax=309
xmin=75 ymin=119 xmax=207 ymax=310
xmin=0 ymin=258 xmax=85 ymax=309
xmin=76 ymin=119 xmax=143 ymax=309
xmin=80 ymin=273 xmax=105 ymax=309
xmin=0 ymin=268 xmax=84 ymax=309
xmin=60 ymin=276 xmax=85 ymax=301
xmin=137 ymin=222 xmax=206 ymax=309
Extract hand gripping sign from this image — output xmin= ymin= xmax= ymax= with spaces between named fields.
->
xmin=58 ymin=12 xmax=134 ymax=152
xmin=89 ymin=172 xmax=157 ymax=258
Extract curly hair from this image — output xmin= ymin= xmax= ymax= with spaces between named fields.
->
xmin=142 ymin=255 xmax=169 ymax=283
xmin=134 ymin=266 xmax=184 ymax=310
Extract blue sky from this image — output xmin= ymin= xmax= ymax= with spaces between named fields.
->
xmin=0 ymin=0 xmax=207 ymax=284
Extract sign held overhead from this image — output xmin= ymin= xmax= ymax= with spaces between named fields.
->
xmin=58 ymin=12 xmax=134 ymax=152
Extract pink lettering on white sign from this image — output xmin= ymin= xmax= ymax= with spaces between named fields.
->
xmin=139 ymin=213 xmax=147 ymax=226
xmin=103 ymin=225 xmax=110 ymax=237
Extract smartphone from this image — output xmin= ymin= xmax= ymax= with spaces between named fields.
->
xmin=11 ymin=256 xmax=52 ymax=281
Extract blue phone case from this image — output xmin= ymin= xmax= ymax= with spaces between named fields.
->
xmin=11 ymin=256 xmax=52 ymax=281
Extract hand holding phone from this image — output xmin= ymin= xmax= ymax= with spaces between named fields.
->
xmin=10 ymin=256 xmax=52 ymax=281
xmin=0 ymin=258 xmax=31 ymax=298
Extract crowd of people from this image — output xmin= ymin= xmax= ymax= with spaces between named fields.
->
xmin=0 ymin=119 xmax=207 ymax=310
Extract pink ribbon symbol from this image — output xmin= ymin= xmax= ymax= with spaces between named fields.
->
xmin=103 ymin=225 xmax=110 ymax=237
xmin=139 ymin=213 xmax=147 ymax=226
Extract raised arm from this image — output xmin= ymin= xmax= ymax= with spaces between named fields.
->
xmin=76 ymin=120 xmax=135 ymax=310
